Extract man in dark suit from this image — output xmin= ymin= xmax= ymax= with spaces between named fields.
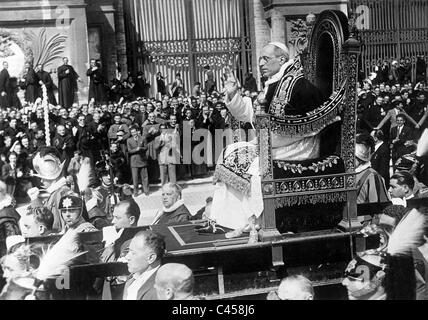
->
xmin=97 ymin=199 xmax=141 ymax=300
xmin=127 ymin=125 xmax=149 ymax=196
xmin=1 ymin=152 xmax=23 ymax=196
xmin=87 ymin=59 xmax=105 ymax=104
xmin=4 ymin=118 xmax=24 ymax=144
xmin=362 ymin=96 xmax=386 ymax=132
xmin=142 ymin=113 xmax=161 ymax=184
xmin=123 ymin=230 xmax=165 ymax=300
xmin=0 ymin=61 xmax=10 ymax=110
xmin=57 ymin=57 xmax=79 ymax=108
xmin=0 ymin=180 xmax=21 ymax=259
xmin=371 ymin=130 xmax=391 ymax=187
xmin=152 ymin=183 xmax=191 ymax=225
xmin=53 ymin=124 xmax=75 ymax=164
xmin=22 ymin=62 xmax=39 ymax=104
xmin=390 ymin=114 xmax=416 ymax=169
xmin=35 ymin=64 xmax=57 ymax=105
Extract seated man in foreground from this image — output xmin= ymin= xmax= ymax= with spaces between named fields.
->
xmin=155 ymin=263 xmax=196 ymax=300
xmin=267 ymin=275 xmax=314 ymax=300
xmin=98 ymin=199 xmax=141 ymax=300
xmin=123 ymin=230 xmax=165 ymax=300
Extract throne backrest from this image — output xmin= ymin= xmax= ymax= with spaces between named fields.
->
xmin=256 ymin=10 xmax=361 ymax=206
xmin=303 ymin=10 xmax=350 ymax=100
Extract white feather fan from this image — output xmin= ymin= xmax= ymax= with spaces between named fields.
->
xmin=416 ymin=129 xmax=428 ymax=157
xmin=35 ymin=229 xmax=86 ymax=283
xmin=387 ymin=208 xmax=427 ymax=256
xmin=75 ymin=157 xmax=94 ymax=194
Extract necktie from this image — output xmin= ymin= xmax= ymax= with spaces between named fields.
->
xmin=397 ymin=126 xmax=402 ymax=139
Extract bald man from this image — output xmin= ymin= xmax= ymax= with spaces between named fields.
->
xmin=154 ymin=263 xmax=195 ymax=300
xmin=277 ymin=275 xmax=314 ymax=300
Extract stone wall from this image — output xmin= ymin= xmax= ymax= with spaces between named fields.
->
xmin=86 ymin=0 xmax=118 ymax=84
xmin=249 ymin=0 xmax=272 ymax=89
xmin=113 ymin=0 xmax=127 ymax=78
xmin=0 ymin=0 xmax=90 ymax=103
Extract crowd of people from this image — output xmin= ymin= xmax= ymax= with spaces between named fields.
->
xmin=0 ymin=57 xmax=263 ymax=203
xmin=364 ymin=55 xmax=427 ymax=86
xmin=0 ymin=53 xmax=265 ymax=300
xmin=355 ymin=72 xmax=428 ymax=204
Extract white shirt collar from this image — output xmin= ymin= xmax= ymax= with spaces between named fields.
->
xmin=405 ymin=194 xmax=414 ymax=200
xmin=264 ymin=59 xmax=294 ymax=88
xmin=151 ymin=199 xmax=185 ymax=225
xmin=374 ymin=141 xmax=383 ymax=153
xmin=355 ymin=162 xmax=371 ymax=173
xmin=125 ymin=266 xmax=160 ymax=300
xmin=391 ymin=193 xmax=414 ymax=208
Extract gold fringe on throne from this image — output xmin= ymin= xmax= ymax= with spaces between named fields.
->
xmin=275 ymin=191 xmax=348 ymax=208
xmin=213 ymin=165 xmax=252 ymax=197
xmin=267 ymin=82 xmax=347 ymax=138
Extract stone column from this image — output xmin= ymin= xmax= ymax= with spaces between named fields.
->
xmin=270 ymin=8 xmax=286 ymax=44
xmin=51 ymin=2 xmax=90 ymax=104
xmin=249 ymin=0 xmax=271 ymax=90
xmin=114 ymin=0 xmax=128 ymax=77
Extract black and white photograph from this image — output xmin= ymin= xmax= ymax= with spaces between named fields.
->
xmin=0 ymin=0 xmax=427 ymax=303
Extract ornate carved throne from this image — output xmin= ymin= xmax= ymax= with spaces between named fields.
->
xmin=256 ymin=10 xmax=362 ymax=242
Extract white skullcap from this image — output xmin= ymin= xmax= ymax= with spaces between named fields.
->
xmin=268 ymin=42 xmax=290 ymax=54
xmin=6 ymin=235 xmax=25 ymax=252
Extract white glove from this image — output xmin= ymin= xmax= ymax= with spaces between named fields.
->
xmin=86 ymin=197 xmax=98 ymax=212
xmin=27 ymin=187 xmax=40 ymax=201
xmin=102 ymin=226 xmax=124 ymax=246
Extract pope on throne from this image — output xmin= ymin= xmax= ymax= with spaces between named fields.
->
xmin=210 ymin=42 xmax=329 ymax=235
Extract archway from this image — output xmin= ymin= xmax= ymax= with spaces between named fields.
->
xmin=306 ymin=10 xmax=349 ymax=93
xmin=316 ymin=33 xmax=335 ymax=101
xmin=305 ymin=10 xmax=350 ymax=157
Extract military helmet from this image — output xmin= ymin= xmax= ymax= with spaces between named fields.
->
xmin=59 ymin=194 xmax=83 ymax=211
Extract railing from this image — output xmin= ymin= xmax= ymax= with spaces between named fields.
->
xmin=350 ymin=0 xmax=428 ymax=82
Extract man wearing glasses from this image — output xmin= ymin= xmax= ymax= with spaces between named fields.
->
xmin=224 ymin=42 xmax=324 ymax=160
